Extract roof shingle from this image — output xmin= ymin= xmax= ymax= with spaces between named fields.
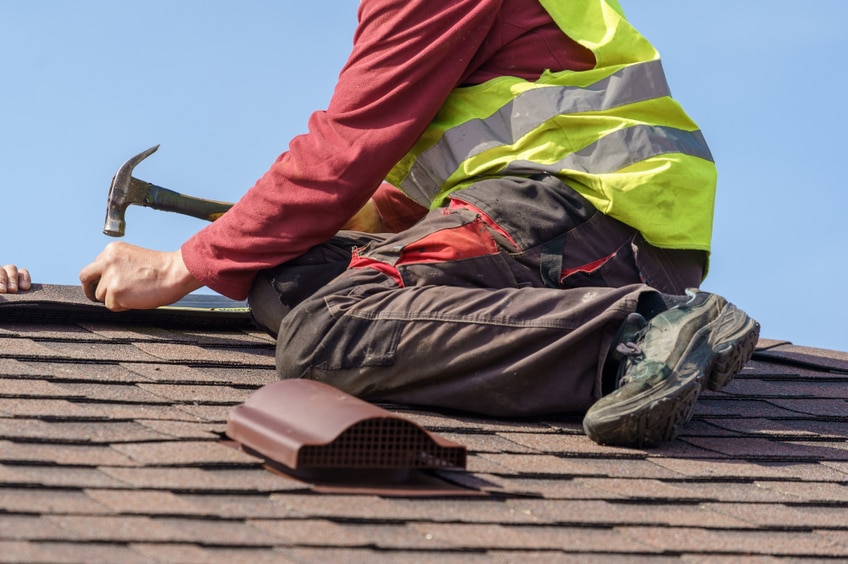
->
xmin=1 ymin=284 xmax=847 ymax=560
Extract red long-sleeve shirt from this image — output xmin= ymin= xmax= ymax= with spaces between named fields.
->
xmin=181 ymin=0 xmax=595 ymax=300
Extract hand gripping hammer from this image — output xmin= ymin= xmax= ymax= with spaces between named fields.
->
xmin=103 ymin=145 xmax=234 ymax=237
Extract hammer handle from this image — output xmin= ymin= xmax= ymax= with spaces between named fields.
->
xmin=139 ymin=180 xmax=233 ymax=222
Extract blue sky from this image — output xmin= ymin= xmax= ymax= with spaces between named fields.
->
xmin=2 ymin=2 xmax=845 ymax=351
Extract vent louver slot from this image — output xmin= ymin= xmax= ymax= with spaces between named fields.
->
xmin=226 ymin=379 xmax=466 ymax=482
xmin=298 ymin=417 xmax=463 ymax=469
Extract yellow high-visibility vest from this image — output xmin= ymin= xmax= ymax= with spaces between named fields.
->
xmin=387 ymin=0 xmax=716 ymax=251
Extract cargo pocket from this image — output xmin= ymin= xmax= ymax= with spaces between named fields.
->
xmin=536 ymin=206 xmax=638 ymax=290
xmin=312 ymin=311 xmax=404 ymax=370
xmin=558 ymin=236 xmax=642 ymax=289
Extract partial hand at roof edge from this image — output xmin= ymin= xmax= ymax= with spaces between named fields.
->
xmin=0 ymin=264 xmax=31 ymax=294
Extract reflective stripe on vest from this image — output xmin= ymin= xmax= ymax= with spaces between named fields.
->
xmin=501 ymin=124 xmax=713 ymax=178
xmin=397 ymin=59 xmax=713 ymax=205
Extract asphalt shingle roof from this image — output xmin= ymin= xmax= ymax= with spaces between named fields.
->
xmin=1 ymin=285 xmax=847 ymax=562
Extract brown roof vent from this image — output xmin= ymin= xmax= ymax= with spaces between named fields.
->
xmin=226 ymin=379 xmax=466 ymax=482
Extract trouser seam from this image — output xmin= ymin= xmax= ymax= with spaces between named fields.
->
xmin=334 ymin=301 xmax=635 ymax=329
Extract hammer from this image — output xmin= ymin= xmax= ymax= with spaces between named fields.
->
xmin=103 ymin=145 xmax=234 ymax=237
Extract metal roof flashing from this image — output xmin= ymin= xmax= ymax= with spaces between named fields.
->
xmin=226 ymin=379 xmax=467 ymax=483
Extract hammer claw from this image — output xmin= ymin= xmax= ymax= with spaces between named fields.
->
xmin=102 ymin=145 xmax=232 ymax=237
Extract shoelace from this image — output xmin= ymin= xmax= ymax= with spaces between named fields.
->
xmin=615 ymin=341 xmax=643 ymax=357
xmin=611 ymin=313 xmax=648 ymax=387
xmin=614 ymin=339 xmax=645 ymax=387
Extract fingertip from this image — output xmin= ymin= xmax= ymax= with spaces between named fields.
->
xmin=18 ymin=269 xmax=32 ymax=291
xmin=83 ymin=281 xmax=99 ymax=303
xmin=0 ymin=267 xmax=8 ymax=293
xmin=78 ymin=264 xmax=90 ymax=284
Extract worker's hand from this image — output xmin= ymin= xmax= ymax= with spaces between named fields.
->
xmin=79 ymin=242 xmax=203 ymax=312
xmin=341 ymin=198 xmax=385 ymax=233
xmin=0 ymin=265 xmax=31 ymax=294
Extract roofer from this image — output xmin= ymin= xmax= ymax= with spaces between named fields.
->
xmin=79 ymin=0 xmax=759 ymax=447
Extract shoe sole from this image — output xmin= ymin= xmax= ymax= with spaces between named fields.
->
xmin=583 ymin=301 xmax=760 ymax=447
xmin=705 ymin=302 xmax=761 ymax=392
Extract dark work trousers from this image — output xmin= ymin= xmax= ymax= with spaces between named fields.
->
xmin=249 ymin=174 xmax=705 ymax=417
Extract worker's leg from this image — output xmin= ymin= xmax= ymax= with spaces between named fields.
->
xmin=273 ymin=175 xmax=693 ymax=416
xmin=276 ymin=266 xmax=650 ymax=416
xmin=248 ymin=231 xmax=385 ymax=337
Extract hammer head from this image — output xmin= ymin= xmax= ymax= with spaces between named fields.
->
xmin=103 ymin=144 xmax=160 ymax=237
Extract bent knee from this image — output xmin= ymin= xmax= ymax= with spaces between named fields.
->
xmin=248 ymin=270 xmax=292 ymax=337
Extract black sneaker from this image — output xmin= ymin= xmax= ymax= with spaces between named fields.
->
xmin=583 ymin=289 xmax=760 ymax=447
